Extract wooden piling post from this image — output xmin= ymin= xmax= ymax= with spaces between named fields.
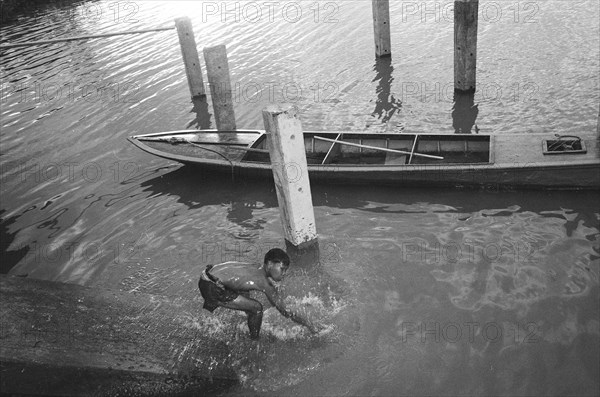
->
xmin=175 ymin=17 xmax=205 ymax=98
xmin=262 ymin=104 xmax=318 ymax=249
xmin=454 ymin=0 xmax=478 ymax=92
xmin=204 ymin=45 xmax=236 ymax=131
xmin=372 ymin=0 xmax=391 ymax=57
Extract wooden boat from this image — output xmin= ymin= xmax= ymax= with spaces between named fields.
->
xmin=128 ymin=130 xmax=600 ymax=189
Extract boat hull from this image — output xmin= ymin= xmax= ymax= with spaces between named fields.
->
xmin=169 ymin=160 xmax=599 ymax=189
xmin=128 ymin=130 xmax=600 ymax=190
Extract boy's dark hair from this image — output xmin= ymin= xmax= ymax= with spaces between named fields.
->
xmin=264 ymin=248 xmax=290 ymax=267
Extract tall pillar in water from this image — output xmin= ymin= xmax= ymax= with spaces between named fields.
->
xmin=262 ymin=104 xmax=318 ymax=251
xmin=204 ymin=45 xmax=236 ymax=131
xmin=372 ymin=0 xmax=391 ymax=58
xmin=175 ymin=17 xmax=205 ymax=98
xmin=454 ymin=0 xmax=478 ymax=92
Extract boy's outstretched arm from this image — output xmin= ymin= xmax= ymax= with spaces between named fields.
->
xmin=263 ymin=285 xmax=320 ymax=333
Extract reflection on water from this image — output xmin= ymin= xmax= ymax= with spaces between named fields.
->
xmin=187 ymin=96 xmax=212 ymax=130
xmin=370 ymin=57 xmax=403 ymax=127
xmin=452 ymin=91 xmax=479 ymax=134
xmin=0 ymin=0 xmax=599 ymax=394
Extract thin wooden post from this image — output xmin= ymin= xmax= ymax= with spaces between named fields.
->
xmin=372 ymin=0 xmax=391 ymax=57
xmin=454 ymin=0 xmax=478 ymax=92
xmin=175 ymin=17 xmax=205 ymax=98
xmin=262 ymin=104 xmax=318 ymax=249
xmin=204 ymin=45 xmax=236 ymax=131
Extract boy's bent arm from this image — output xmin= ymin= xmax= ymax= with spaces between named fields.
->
xmin=263 ymin=285 xmax=317 ymax=332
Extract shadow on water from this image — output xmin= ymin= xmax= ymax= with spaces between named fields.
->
xmin=370 ymin=57 xmax=402 ymax=125
xmin=138 ymin=166 xmax=278 ymax=225
xmin=452 ymin=90 xmax=479 ymax=134
xmin=0 ymin=209 xmax=29 ymax=274
xmin=138 ymin=167 xmax=338 ymax=273
xmin=186 ymin=96 xmax=212 ymax=130
xmin=139 ymin=165 xmax=599 ymax=235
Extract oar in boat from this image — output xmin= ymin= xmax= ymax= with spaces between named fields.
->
xmin=313 ymin=136 xmax=444 ymax=160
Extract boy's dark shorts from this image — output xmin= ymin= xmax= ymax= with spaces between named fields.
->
xmin=199 ymin=275 xmax=239 ymax=312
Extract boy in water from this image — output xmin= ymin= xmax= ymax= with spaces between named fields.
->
xmin=199 ymin=248 xmax=322 ymax=339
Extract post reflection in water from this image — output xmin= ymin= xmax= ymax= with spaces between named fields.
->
xmin=370 ymin=57 xmax=402 ymax=125
xmin=186 ymin=95 xmax=212 ymax=130
xmin=452 ymin=90 xmax=479 ymax=134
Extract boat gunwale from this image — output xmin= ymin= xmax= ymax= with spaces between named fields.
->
xmin=130 ymin=129 xmax=264 ymax=140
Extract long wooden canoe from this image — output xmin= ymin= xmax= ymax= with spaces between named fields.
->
xmin=127 ymin=130 xmax=600 ymax=189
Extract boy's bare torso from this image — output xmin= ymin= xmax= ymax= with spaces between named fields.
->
xmin=208 ymin=262 xmax=272 ymax=292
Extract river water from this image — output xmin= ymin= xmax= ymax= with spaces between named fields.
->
xmin=1 ymin=0 xmax=599 ymax=395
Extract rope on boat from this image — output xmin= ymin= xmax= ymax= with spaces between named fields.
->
xmin=185 ymin=139 xmax=236 ymax=182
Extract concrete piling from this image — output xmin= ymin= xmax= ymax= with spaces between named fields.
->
xmin=454 ymin=0 xmax=478 ymax=92
xmin=175 ymin=17 xmax=205 ymax=98
xmin=203 ymin=45 xmax=237 ymax=131
xmin=372 ymin=0 xmax=391 ymax=58
xmin=262 ymin=104 xmax=318 ymax=250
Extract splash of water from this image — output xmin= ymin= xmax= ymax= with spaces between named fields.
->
xmin=234 ymin=292 xmax=347 ymax=341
